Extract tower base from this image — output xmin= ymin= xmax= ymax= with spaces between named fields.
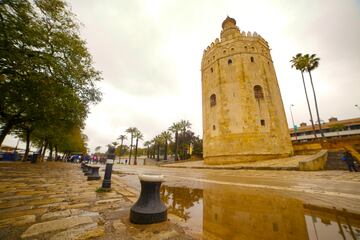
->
xmin=204 ymin=153 xmax=292 ymax=165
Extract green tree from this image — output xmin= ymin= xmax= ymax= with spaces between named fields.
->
xmin=290 ymin=53 xmax=317 ymax=139
xmin=125 ymin=127 xmax=138 ymax=164
xmin=143 ymin=140 xmax=151 ymax=158
xmin=117 ymin=134 xmax=127 ymax=160
xmin=303 ymin=54 xmax=325 ymax=140
xmin=0 ymin=0 xmax=102 ymax=148
xmin=153 ymin=135 xmax=162 ymax=161
xmin=133 ymin=129 xmax=143 ymax=165
xmin=169 ymin=122 xmax=182 ymax=161
xmin=161 ymin=131 xmax=172 ymax=160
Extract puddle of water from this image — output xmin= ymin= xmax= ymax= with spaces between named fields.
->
xmin=160 ymin=185 xmax=360 ymax=240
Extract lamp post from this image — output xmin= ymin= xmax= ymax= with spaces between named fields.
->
xmin=355 ymin=104 xmax=360 ymax=112
xmin=289 ymin=104 xmax=297 ymax=140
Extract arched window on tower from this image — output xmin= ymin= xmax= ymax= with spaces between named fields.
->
xmin=250 ymin=56 xmax=255 ymax=62
xmin=210 ymin=94 xmax=216 ymax=107
xmin=228 ymin=59 xmax=232 ymax=65
xmin=254 ymin=85 xmax=264 ymax=99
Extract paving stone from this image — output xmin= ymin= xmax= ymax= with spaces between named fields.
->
xmin=21 ymin=216 xmax=95 ymax=238
xmin=0 ymin=215 xmax=36 ymax=227
xmin=76 ymin=226 xmax=105 ymax=240
xmin=41 ymin=209 xmax=99 ymax=221
xmin=95 ymin=198 xmax=123 ymax=205
xmin=49 ymin=223 xmax=97 ymax=240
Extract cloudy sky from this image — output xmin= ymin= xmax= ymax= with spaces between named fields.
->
xmin=4 ymin=0 xmax=360 ymax=152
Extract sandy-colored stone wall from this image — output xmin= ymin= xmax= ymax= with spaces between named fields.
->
xmin=201 ymin=17 xmax=293 ymax=164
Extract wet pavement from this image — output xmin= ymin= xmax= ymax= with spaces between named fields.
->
xmin=0 ymin=162 xmax=360 ymax=239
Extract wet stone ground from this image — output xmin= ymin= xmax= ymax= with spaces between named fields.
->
xmin=0 ymin=162 xmax=193 ymax=240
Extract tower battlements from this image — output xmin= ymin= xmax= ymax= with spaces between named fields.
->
xmin=201 ymin=18 xmax=271 ymax=71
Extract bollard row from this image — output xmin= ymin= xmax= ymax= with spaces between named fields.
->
xmin=81 ymin=163 xmax=100 ymax=181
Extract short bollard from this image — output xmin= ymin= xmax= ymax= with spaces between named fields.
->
xmin=87 ymin=166 xmax=101 ymax=181
xmin=100 ymin=145 xmax=115 ymax=190
xmin=130 ymin=174 xmax=167 ymax=224
xmin=84 ymin=165 xmax=91 ymax=175
xmin=101 ymin=159 xmax=114 ymax=190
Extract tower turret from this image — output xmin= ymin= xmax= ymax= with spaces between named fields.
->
xmin=201 ymin=17 xmax=293 ymax=165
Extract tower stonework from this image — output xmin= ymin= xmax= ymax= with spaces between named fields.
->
xmin=201 ymin=17 xmax=293 ymax=165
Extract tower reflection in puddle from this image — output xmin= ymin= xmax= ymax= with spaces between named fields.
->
xmin=161 ymin=185 xmax=360 ymax=240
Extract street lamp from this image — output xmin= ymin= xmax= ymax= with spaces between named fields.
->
xmin=355 ymin=104 xmax=360 ymax=112
xmin=289 ymin=104 xmax=298 ymax=140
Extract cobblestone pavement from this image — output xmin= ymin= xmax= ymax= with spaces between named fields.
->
xmin=0 ymin=162 xmax=194 ymax=240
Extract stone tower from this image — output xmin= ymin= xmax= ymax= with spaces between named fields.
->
xmin=201 ymin=16 xmax=293 ymax=165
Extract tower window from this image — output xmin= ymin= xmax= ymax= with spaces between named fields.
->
xmin=245 ymin=46 xmax=248 ymax=50
xmin=213 ymin=55 xmax=215 ymax=59
xmin=210 ymin=94 xmax=216 ymax=107
xmin=250 ymin=56 xmax=254 ymax=62
xmin=210 ymin=67 xmax=213 ymax=73
xmin=261 ymin=119 xmax=266 ymax=126
xmin=252 ymin=47 xmax=255 ymax=50
xmin=228 ymin=59 xmax=232 ymax=65
xmin=213 ymin=125 xmax=216 ymax=130
xmin=254 ymin=85 xmax=264 ymax=99
xmin=231 ymin=47 xmax=234 ymax=51
xmin=223 ymin=50 xmax=226 ymax=54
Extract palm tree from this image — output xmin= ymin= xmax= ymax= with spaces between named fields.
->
xmin=133 ymin=129 xmax=143 ymax=165
xmin=169 ymin=122 xmax=182 ymax=160
xmin=125 ymin=127 xmax=138 ymax=165
xmin=143 ymin=141 xmax=151 ymax=158
xmin=178 ymin=120 xmax=191 ymax=159
xmin=153 ymin=135 xmax=162 ymax=161
xmin=161 ymin=131 xmax=172 ymax=160
xmin=95 ymin=146 xmax=101 ymax=153
xmin=117 ymin=134 xmax=127 ymax=162
xmin=304 ymin=54 xmax=325 ymax=140
xmin=290 ymin=53 xmax=318 ymax=139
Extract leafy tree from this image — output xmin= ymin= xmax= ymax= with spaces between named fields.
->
xmin=290 ymin=53 xmax=317 ymax=139
xmin=125 ymin=127 xmax=138 ymax=164
xmin=169 ymin=122 xmax=182 ymax=161
xmin=117 ymin=134 xmax=127 ymax=159
xmin=133 ymin=129 xmax=143 ymax=165
xmin=143 ymin=140 xmax=151 ymax=158
xmin=153 ymin=135 xmax=162 ymax=161
xmin=0 ymin=0 xmax=102 ymax=153
xmin=160 ymin=131 xmax=172 ymax=160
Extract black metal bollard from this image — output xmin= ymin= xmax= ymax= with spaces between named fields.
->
xmin=87 ymin=166 xmax=101 ymax=181
xmin=130 ymin=174 xmax=167 ymax=224
xmin=83 ymin=165 xmax=90 ymax=175
xmin=100 ymin=145 xmax=116 ymax=190
xmin=101 ymin=159 xmax=114 ymax=190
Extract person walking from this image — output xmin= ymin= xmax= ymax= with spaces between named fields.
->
xmin=342 ymin=150 xmax=358 ymax=172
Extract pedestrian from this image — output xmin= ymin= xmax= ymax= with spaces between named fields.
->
xmin=342 ymin=150 xmax=358 ymax=172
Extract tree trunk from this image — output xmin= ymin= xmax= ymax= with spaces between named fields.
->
xmin=55 ymin=145 xmax=58 ymax=161
xmin=48 ymin=144 xmax=53 ymax=161
xmin=22 ymin=128 xmax=31 ymax=162
xmin=134 ymin=138 xmax=138 ymax=165
xmin=128 ymin=135 xmax=133 ymax=165
xmin=174 ymin=131 xmax=179 ymax=161
xmin=308 ymin=71 xmax=325 ymax=140
xmin=157 ymin=144 xmax=160 ymax=161
xmin=301 ymin=71 xmax=317 ymax=139
xmin=41 ymin=139 xmax=48 ymax=162
xmin=0 ymin=119 xmax=15 ymax=147
xmin=164 ymin=141 xmax=168 ymax=160
xmin=147 ymin=146 xmax=149 ymax=158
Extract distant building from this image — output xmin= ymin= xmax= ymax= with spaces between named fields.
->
xmin=201 ymin=16 xmax=293 ymax=165
xmin=290 ymin=117 xmax=360 ymax=141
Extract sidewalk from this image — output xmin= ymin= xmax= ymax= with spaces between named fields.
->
xmin=0 ymin=162 xmax=193 ymax=240
xmin=161 ymin=154 xmax=320 ymax=170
